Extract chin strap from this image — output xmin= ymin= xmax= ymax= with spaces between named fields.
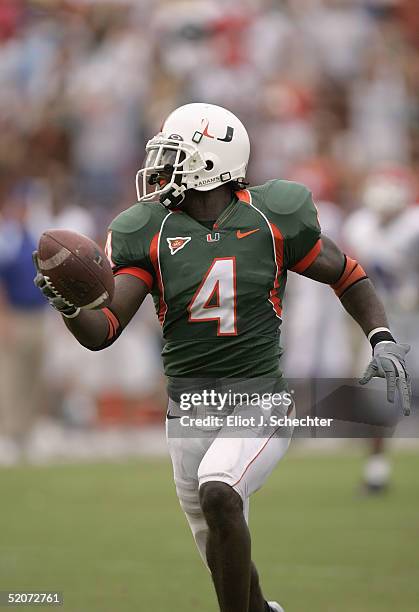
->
xmin=159 ymin=184 xmax=187 ymax=210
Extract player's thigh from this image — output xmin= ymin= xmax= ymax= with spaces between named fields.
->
xmin=166 ymin=400 xmax=216 ymax=505
xmin=198 ymin=422 xmax=292 ymax=504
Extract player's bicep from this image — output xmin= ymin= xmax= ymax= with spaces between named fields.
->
xmin=105 ymin=225 xmax=154 ymax=328
xmin=109 ymin=274 xmax=149 ymax=329
xmin=298 ymin=234 xmax=345 ymax=284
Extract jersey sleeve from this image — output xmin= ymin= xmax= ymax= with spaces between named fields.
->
xmin=285 ymin=191 xmax=322 ymax=272
xmin=106 ymin=204 xmax=156 ymax=292
xmin=265 ymin=180 xmax=322 ymax=272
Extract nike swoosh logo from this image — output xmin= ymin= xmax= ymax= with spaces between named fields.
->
xmin=166 ymin=412 xmax=181 ymax=420
xmin=236 ymin=229 xmax=260 ymax=239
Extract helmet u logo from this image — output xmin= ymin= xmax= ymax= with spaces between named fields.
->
xmin=194 ymin=119 xmax=235 ymax=143
xmin=201 ymin=119 xmax=215 ymax=139
xmin=217 ymin=126 xmax=234 ymax=142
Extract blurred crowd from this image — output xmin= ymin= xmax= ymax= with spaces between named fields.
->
xmin=0 ymin=0 xmax=418 ymax=463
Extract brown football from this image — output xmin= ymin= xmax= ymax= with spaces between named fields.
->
xmin=38 ymin=229 xmax=115 ymax=309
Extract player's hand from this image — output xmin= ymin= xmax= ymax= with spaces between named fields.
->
xmin=32 ymin=251 xmax=80 ymax=318
xmin=359 ymin=342 xmax=411 ymax=416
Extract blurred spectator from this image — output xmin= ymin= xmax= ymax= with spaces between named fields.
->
xmin=283 ymin=159 xmax=352 ymax=378
xmin=344 ymin=163 xmax=419 ymax=312
xmin=0 ymin=182 xmax=46 ymax=463
xmin=342 ymin=162 xmax=419 ymax=491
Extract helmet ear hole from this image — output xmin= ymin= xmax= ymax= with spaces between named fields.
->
xmin=205 ymin=160 xmax=214 ymax=171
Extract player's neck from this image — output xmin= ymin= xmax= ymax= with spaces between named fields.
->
xmin=181 ymin=185 xmax=233 ymax=222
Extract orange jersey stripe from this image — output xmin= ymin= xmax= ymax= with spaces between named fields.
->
xmin=114 ymin=266 xmax=153 ymax=291
xmin=290 ymin=238 xmax=322 ymax=273
xmin=269 ymin=222 xmax=284 ymax=317
xmin=149 ymin=232 xmax=167 ymax=324
xmin=235 ymin=189 xmax=251 ymax=204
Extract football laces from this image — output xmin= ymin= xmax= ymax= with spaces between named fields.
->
xmin=43 ymin=275 xmax=76 ymax=308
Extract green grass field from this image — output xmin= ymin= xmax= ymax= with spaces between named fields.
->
xmin=1 ymin=450 xmax=418 ymax=612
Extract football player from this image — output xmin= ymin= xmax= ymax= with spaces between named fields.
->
xmin=34 ymin=103 xmax=411 ymax=612
xmin=343 ymin=164 xmax=419 ymax=493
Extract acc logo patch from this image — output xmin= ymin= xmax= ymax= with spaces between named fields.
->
xmin=167 ymin=236 xmax=191 ymax=255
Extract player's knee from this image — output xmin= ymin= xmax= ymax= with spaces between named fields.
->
xmin=199 ymin=481 xmax=243 ymax=528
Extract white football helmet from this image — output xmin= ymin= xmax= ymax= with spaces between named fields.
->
xmin=363 ymin=163 xmax=414 ymax=217
xmin=136 ymin=102 xmax=250 ymax=209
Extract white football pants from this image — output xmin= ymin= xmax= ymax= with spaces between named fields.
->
xmin=166 ymin=398 xmax=293 ymax=566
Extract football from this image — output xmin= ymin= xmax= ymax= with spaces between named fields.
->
xmin=38 ymin=229 xmax=115 ymax=309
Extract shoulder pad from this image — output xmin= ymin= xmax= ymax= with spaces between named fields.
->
xmin=261 ymin=180 xmax=311 ymax=215
xmin=109 ymin=202 xmax=166 ymax=234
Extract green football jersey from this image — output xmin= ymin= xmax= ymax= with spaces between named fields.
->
xmin=107 ymin=180 xmax=321 ymax=383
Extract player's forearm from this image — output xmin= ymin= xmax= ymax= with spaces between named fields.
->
xmin=62 ymin=309 xmax=110 ymax=350
xmin=61 ymin=275 xmax=148 ymax=350
xmin=339 ymin=278 xmax=390 ymax=337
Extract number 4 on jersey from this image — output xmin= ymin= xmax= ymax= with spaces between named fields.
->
xmin=188 ymin=257 xmax=237 ymax=336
